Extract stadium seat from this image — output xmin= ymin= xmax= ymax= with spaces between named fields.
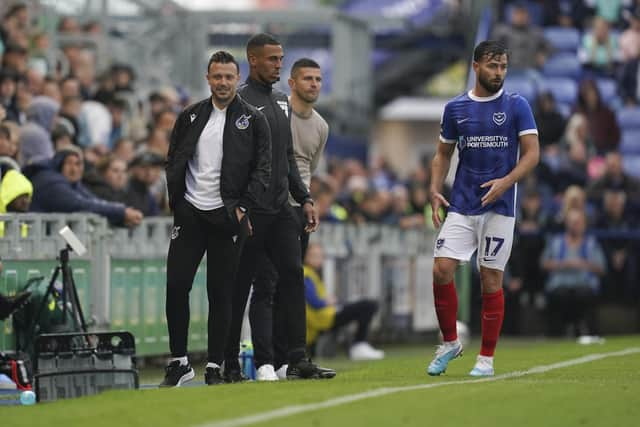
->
xmin=504 ymin=75 xmax=537 ymax=105
xmin=617 ymin=107 xmax=640 ymax=130
xmin=538 ymin=77 xmax=578 ymax=105
xmin=542 ymin=53 xmax=582 ymax=79
xmin=372 ymin=49 xmax=393 ymax=68
xmin=544 ymin=27 xmax=580 ymax=52
xmin=596 ymin=78 xmax=622 ymax=111
xmin=622 ymin=154 xmax=640 ymax=177
xmin=619 ymin=129 xmax=640 ymax=154
xmin=595 ymin=78 xmax=617 ymax=100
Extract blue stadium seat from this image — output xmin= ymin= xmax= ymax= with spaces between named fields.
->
xmin=539 ymin=77 xmax=578 ymax=104
xmin=619 ymin=129 xmax=640 ymax=154
xmin=622 ymin=154 xmax=640 ymax=177
xmin=542 ymin=53 xmax=582 ymax=79
xmin=617 ymin=107 xmax=640 ymax=130
xmin=372 ymin=49 xmax=393 ymax=68
xmin=504 ymin=76 xmax=537 ymax=105
xmin=544 ymin=27 xmax=580 ymax=52
xmin=596 ymin=78 xmax=622 ymax=110
xmin=595 ymin=78 xmax=617 ymax=100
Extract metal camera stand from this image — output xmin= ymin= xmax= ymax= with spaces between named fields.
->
xmin=28 ymin=245 xmax=88 ymax=343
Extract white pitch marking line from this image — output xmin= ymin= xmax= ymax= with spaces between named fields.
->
xmin=196 ymin=347 xmax=640 ymax=427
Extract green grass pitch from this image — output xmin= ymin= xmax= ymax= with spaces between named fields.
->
xmin=3 ymin=336 xmax=640 ymax=427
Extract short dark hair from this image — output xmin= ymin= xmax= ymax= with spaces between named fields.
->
xmin=207 ymin=50 xmax=239 ymax=73
xmin=291 ymin=57 xmax=320 ymax=77
xmin=246 ymin=33 xmax=281 ymax=57
xmin=473 ymin=40 xmax=508 ymax=63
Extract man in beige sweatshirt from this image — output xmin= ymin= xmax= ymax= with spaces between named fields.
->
xmin=258 ymin=57 xmax=330 ymax=380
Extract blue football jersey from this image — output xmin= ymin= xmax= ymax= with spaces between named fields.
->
xmin=439 ymin=88 xmax=537 ymax=217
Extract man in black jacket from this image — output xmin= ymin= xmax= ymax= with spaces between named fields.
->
xmin=161 ymin=51 xmax=271 ymax=387
xmin=224 ymin=33 xmax=335 ymax=381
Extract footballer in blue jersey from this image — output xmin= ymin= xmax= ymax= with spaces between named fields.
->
xmin=426 ymin=41 xmax=540 ymax=378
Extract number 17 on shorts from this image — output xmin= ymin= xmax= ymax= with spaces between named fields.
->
xmin=434 ymin=211 xmax=515 ymax=271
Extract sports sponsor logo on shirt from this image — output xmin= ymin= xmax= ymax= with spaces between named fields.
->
xmin=459 ymin=135 xmax=509 ymax=149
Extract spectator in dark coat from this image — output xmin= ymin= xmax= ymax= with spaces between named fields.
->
xmin=0 ymin=70 xmax=20 ymax=123
xmin=586 ymin=151 xmax=640 ymax=209
xmin=84 ymin=154 xmax=129 ymax=204
xmin=594 ymin=190 xmax=639 ymax=302
xmin=574 ymin=79 xmax=620 ymax=154
xmin=25 ymin=147 xmax=143 ymax=226
xmin=124 ymin=151 xmax=162 ymax=216
xmin=534 ymin=91 xmax=567 ymax=151
xmin=619 ymin=57 xmax=640 ymax=105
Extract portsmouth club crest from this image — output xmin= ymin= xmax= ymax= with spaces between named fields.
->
xmin=235 ymin=114 xmax=251 ymax=130
xmin=492 ymin=112 xmax=506 ymax=126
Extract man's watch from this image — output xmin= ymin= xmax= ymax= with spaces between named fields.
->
xmin=302 ymin=197 xmax=314 ymax=207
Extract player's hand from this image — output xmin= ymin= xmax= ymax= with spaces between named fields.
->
xmin=303 ymin=202 xmax=319 ymax=233
xmin=235 ymin=207 xmax=245 ymax=223
xmin=0 ymin=105 xmax=6 ymax=122
xmin=480 ymin=176 xmax=512 ymax=207
xmin=429 ymin=191 xmax=449 ymax=228
xmin=563 ymin=258 xmax=589 ymax=270
xmin=124 ymin=207 xmax=144 ymax=227
xmin=235 ymin=207 xmax=253 ymax=236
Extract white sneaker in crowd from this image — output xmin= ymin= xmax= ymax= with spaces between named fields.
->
xmin=349 ymin=342 xmax=385 ymax=360
xmin=256 ymin=364 xmax=279 ymax=381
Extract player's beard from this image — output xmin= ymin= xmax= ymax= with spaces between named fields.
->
xmin=478 ymin=72 xmax=504 ymax=94
xmin=297 ymin=89 xmax=319 ymax=104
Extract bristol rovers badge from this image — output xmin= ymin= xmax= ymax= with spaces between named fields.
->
xmin=235 ymin=114 xmax=251 ymax=130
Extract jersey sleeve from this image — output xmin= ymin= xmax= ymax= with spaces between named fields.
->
xmin=439 ymin=102 xmax=458 ymax=144
xmin=514 ymin=96 xmax=538 ymax=137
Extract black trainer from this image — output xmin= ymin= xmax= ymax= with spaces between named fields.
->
xmin=205 ymin=366 xmax=224 ymax=385
xmin=286 ymin=359 xmax=336 ymax=380
xmin=223 ymin=368 xmax=248 ymax=383
xmin=159 ymin=361 xmax=195 ymax=387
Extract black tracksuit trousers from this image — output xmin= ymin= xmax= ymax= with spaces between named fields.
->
xmin=225 ymin=204 xmax=307 ymax=369
xmin=166 ymin=199 xmax=245 ymax=364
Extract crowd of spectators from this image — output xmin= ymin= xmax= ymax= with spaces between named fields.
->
xmin=492 ymin=1 xmax=640 ymax=335
xmin=0 ymin=2 xmax=182 ymax=228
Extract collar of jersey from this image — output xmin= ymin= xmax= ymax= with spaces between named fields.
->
xmin=467 ymin=88 xmax=503 ymax=102
xmin=246 ymin=77 xmax=273 ymax=93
